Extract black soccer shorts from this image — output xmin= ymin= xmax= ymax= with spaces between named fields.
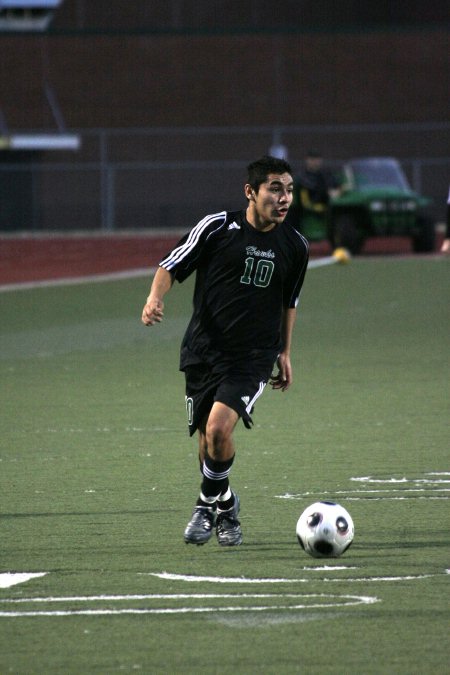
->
xmin=184 ymin=352 xmax=276 ymax=436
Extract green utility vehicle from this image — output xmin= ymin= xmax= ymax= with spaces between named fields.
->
xmin=296 ymin=157 xmax=435 ymax=254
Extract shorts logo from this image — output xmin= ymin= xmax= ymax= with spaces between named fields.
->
xmin=185 ymin=396 xmax=194 ymax=426
xmin=241 ymin=396 xmax=250 ymax=406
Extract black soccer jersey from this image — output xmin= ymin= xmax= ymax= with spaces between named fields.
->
xmin=159 ymin=210 xmax=309 ymax=367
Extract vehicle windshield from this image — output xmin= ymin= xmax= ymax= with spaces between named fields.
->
xmin=346 ymin=159 xmax=411 ymax=191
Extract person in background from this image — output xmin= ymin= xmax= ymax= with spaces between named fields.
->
xmin=440 ymin=186 xmax=450 ymax=253
xmin=296 ymin=150 xmax=341 ymax=216
xmin=288 ymin=151 xmax=341 ymax=236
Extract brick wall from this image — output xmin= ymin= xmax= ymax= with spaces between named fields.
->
xmin=0 ymin=27 xmax=448 ymax=230
xmin=0 ymin=30 xmax=448 ymax=130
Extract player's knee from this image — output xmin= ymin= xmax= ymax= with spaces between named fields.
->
xmin=205 ymin=419 xmax=232 ymax=456
xmin=206 ymin=420 xmax=227 ymax=446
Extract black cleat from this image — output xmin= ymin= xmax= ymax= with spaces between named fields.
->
xmin=216 ymin=492 xmax=242 ymax=547
xmin=184 ymin=506 xmax=215 ymax=545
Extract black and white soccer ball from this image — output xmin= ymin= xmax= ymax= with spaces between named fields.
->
xmin=296 ymin=501 xmax=354 ymax=558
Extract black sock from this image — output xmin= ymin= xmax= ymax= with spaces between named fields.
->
xmin=217 ymin=487 xmax=235 ymax=512
xmin=197 ymin=453 xmax=235 ymax=505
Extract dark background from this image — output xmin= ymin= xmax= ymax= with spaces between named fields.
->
xmin=0 ymin=1 xmax=448 ymax=230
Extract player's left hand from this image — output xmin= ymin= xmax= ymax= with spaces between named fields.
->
xmin=270 ymin=353 xmax=292 ymax=391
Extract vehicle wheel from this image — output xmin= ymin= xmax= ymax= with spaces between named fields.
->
xmin=412 ymin=217 xmax=436 ymax=253
xmin=330 ymin=214 xmax=364 ymax=255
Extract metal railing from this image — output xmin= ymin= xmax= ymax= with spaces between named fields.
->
xmin=0 ymin=124 xmax=449 ymax=231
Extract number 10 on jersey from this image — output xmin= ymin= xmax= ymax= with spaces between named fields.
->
xmin=240 ymin=257 xmax=274 ymax=288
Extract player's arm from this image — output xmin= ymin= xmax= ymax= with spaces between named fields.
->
xmin=141 ymin=266 xmax=174 ymax=326
xmin=270 ymin=307 xmax=297 ymax=391
xmin=141 ymin=214 xmax=219 ymax=325
xmin=271 ymin=238 xmax=309 ymax=390
xmin=300 ymin=187 xmax=326 ymax=213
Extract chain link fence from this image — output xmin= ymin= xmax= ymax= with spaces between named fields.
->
xmin=0 ymin=124 xmax=449 ymax=232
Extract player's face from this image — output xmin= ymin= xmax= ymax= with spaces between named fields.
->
xmin=306 ymin=156 xmax=323 ymax=172
xmin=246 ymin=173 xmax=294 ymax=231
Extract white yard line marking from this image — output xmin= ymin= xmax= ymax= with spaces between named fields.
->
xmin=277 ymin=472 xmax=450 ymax=502
xmin=351 ymin=477 xmax=408 ymax=483
xmin=345 ymin=496 xmax=449 ymax=501
xmin=0 ymin=593 xmax=378 ymax=618
xmin=2 ymin=566 xmax=444 ymax=619
xmin=149 ymin=573 xmax=308 ymax=584
xmin=277 ymin=487 xmax=450 ymax=500
xmin=351 ymin=476 xmax=450 ymax=484
xmin=301 ymin=566 xmax=357 ymax=571
xmin=0 ymin=592 xmax=367 ymax=604
xmin=307 ymin=257 xmax=340 ymax=269
xmin=147 ymin=571 xmax=443 ymax=584
xmin=322 ymin=575 xmax=436 ymax=583
xmin=0 ymin=268 xmax=154 ymax=293
xmin=0 ymin=250 xmax=347 ymax=293
xmin=0 ymin=573 xmax=47 ymax=589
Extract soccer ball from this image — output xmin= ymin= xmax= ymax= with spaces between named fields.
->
xmin=296 ymin=501 xmax=354 ymax=558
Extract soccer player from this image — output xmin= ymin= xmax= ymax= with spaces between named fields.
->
xmin=141 ymin=156 xmax=309 ymax=546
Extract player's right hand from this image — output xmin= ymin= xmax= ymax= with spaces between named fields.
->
xmin=142 ymin=299 xmax=164 ymax=325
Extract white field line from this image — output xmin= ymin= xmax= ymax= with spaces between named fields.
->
xmin=0 ymin=593 xmax=378 ymax=618
xmin=148 ymin=571 xmax=443 ymax=584
xmin=351 ymin=476 xmax=450 ymax=484
xmin=3 ymin=568 xmax=446 ymax=618
xmin=0 ymin=252 xmax=347 ymax=293
xmin=150 ymin=573 xmax=308 ymax=584
xmin=0 ymin=592 xmax=366 ymax=604
xmin=277 ymin=488 xmax=450 ymax=500
xmin=351 ymin=477 xmax=409 ymax=483
xmin=0 ymin=267 xmax=155 ymax=293
xmin=302 ymin=566 xmax=357 ymax=571
xmin=281 ymin=488 xmax=450 ymax=494
xmin=322 ymin=575 xmax=436 ymax=582
xmin=345 ymin=497 xmax=449 ymax=501
xmin=307 ymin=256 xmax=340 ymax=269
xmin=0 ymin=573 xmax=47 ymax=589
xmin=277 ymin=472 xmax=450 ymax=501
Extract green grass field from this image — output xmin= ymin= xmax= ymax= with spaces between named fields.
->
xmin=1 ymin=258 xmax=449 ymax=674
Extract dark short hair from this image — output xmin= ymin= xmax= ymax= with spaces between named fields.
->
xmin=247 ymin=155 xmax=292 ymax=192
xmin=306 ymin=150 xmax=322 ymax=159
